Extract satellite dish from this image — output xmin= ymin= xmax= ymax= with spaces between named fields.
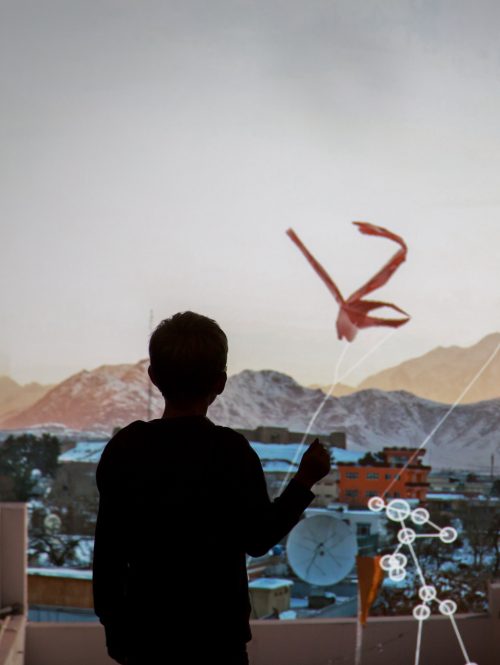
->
xmin=43 ymin=513 xmax=62 ymax=533
xmin=286 ymin=514 xmax=358 ymax=586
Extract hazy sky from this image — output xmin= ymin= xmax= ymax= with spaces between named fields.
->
xmin=1 ymin=1 xmax=500 ymax=387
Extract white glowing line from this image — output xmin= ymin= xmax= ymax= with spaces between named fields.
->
xmin=382 ymin=340 xmax=500 ymax=497
xmin=449 ymin=614 xmax=471 ymax=663
xmin=275 ymin=340 xmax=350 ymax=492
xmin=391 ymin=522 xmax=473 ymax=665
xmin=246 ymin=339 xmax=347 ymax=566
xmin=405 ymin=536 xmax=426 ymax=588
xmin=414 ymin=618 xmax=423 ymax=665
xmin=426 ymin=520 xmax=443 ymax=532
xmin=246 ymin=330 xmax=399 ymax=566
xmin=332 ymin=328 xmax=400 ymax=387
xmin=377 ymin=344 xmax=500 ymax=665
xmin=277 ymin=328 xmax=399 ymax=495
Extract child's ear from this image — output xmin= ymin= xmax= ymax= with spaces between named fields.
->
xmin=215 ymin=371 xmax=227 ymax=395
xmin=147 ymin=365 xmax=157 ymax=386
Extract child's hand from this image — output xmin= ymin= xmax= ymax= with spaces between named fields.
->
xmin=294 ymin=438 xmax=331 ymax=489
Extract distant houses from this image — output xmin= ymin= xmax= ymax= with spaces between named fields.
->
xmin=234 ymin=425 xmax=346 ymax=448
xmin=48 ymin=427 xmax=435 ymax=536
xmin=336 ymin=447 xmax=431 ymax=508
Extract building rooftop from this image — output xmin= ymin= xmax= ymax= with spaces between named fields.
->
xmin=58 ymin=441 xmax=106 ymax=463
xmin=59 ymin=439 xmax=365 ymax=471
xmin=426 ymin=492 xmax=468 ymax=501
xmin=28 ymin=567 xmax=92 ymax=580
xmin=248 ymin=578 xmax=294 ymax=590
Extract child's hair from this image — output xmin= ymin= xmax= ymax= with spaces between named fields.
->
xmin=148 ymin=311 xmax=228 ymax=405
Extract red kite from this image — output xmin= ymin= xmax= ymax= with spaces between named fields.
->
xmin=286 ymin=222 xmax=410 ymax=342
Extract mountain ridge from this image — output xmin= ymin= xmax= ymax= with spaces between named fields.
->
xmin=0 ymin=375 xmax=53 ymax=420
xmin=1 ymin=333 xmax=499 ymax=472
xmin=310 ymin=332 xmax=500 ymax=404
xmin=1 ymin=364 xmax=499 ymax=472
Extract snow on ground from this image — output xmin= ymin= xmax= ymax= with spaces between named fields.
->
xmin=59 ymin=441 xmax=107 ymax=463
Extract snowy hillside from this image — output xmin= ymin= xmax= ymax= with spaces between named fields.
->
xmin=1 ymin=364 xmax=499 ymax=471
xmin=0 ymin=361 xmax=163 ymax=432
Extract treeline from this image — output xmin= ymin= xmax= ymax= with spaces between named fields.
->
xmin=0 ymin=433 xmax=61 ymax=501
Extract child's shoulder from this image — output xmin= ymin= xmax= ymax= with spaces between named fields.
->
xmin=212 ymin=423 xmax=246 ymax=439
xmin=95 ymin=421 xmax=144 ymax=490
xmin=209 ymin=423 xmax=254 ymax=456
xmin=99 ymin=420 xmax=146 ymax=460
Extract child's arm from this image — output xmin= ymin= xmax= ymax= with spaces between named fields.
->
xmin=240 ymin=438 xmax=330 ymax=557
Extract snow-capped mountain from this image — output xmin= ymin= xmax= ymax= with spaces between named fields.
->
xmin=1 ymin=364 xmax=499 ymax=471
xmin=210 ymin=370 xmax=500 ymax=471
xmin=0 ymin=361 xmax=162 ymax=433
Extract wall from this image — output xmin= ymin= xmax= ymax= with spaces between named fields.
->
xmin=0 ymin=503 xmax=27 ymax=665
xmin=28 ymin=575 xmax=93 ymax=610
xmin=0 ymin=617 xmax=26 ymax=665
xmin=24 ymin=610 xmax=496 ymax=665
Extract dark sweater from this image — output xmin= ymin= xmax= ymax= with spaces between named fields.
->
xmin=92 ymin=415 xmax=315 ymax=661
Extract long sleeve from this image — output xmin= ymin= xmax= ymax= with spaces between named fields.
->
xmin=92 ymin=436 xmax=130 ymax=662
xmin=241 ymin=441 xmax=315 ymax=558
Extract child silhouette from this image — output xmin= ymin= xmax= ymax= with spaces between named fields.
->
xmin=92 ymin=311 xmax=331 ymax=664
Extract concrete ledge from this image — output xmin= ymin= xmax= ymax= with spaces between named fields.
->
xmin=26 ymin=623 xmax=115 ymax=665
xmin=0 ymin=616 xmax=26 ymax=665
xmin=250 ymin=613 xmax=492 ymax=665
xmin=24 ymin=611 xmax=495 ymax=665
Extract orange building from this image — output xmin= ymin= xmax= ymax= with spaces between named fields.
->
xmin=337 ymin=447 xmax=430 ymax=507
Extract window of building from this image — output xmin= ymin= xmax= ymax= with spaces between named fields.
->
xmin=366 ymin=491 xmax=377 ymax=498
xmin=346 ymin=472 xmax=359 ymax=479
xmin=394 ymin=492 xmax=400 ymax=498
xmin=345 ymin=489 xmax=359 ymax=497
xmin=366 ymin=472 xmax=379 ymax=479
xmin=356 ymin=523 xmax=371 ymax=536
xmin=385 ymin=473 xmax=391 ymax=480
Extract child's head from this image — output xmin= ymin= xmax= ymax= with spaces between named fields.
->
xmin=148 ymin=311 xmax=228 ymax=407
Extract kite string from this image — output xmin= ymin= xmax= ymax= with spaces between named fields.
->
xmin=334 ymin=327 xmax=400 ymax=387
xmin=381 ymin=340 xmax=500 ymax=498
xmin=277 ymin=327 xmax=401 ymax=497
xmin=275 ymin=339 xmax=349 ymax=495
